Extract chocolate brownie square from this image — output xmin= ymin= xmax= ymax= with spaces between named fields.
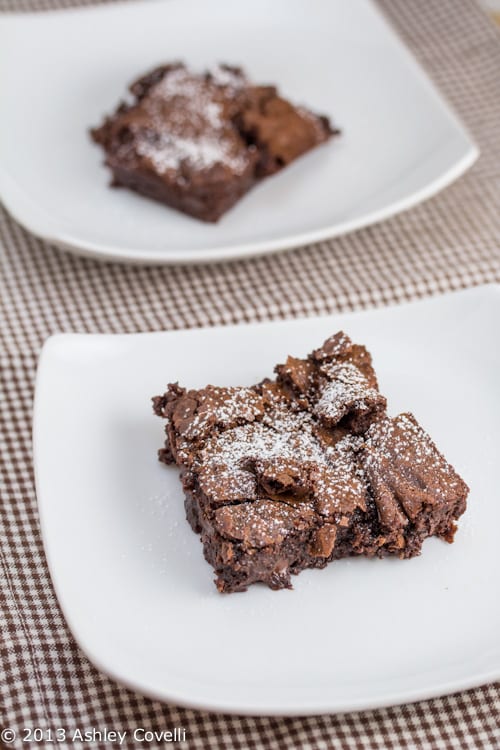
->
xmin=91 ymin=62 xmax=336 ymax=222
xmin=153 ymin=332 xmax=468 ymax=593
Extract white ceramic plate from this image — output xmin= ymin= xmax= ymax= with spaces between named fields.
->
xmin=33 ymin=285 xmax=500 ymax=715
xmin=0 ymin=0 xmax=478 ymax=265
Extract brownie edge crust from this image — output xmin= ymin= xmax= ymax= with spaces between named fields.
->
xmin=91 ymin=62 xmax=337 ymax=222
xmin=153 ymin=332 xmax=468 ymax=593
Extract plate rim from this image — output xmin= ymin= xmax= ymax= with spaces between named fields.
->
xmin=33 ymin=285 xmax=500 ymax=714
xmin=0 ymin=0 xmax=479 ymax=266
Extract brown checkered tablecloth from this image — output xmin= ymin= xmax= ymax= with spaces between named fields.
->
xmin=1 ymin=0 xmax=500 ymax=748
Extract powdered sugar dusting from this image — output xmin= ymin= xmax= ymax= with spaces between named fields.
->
xmin=199 ymin=405 xmax=366 ymax=518
xmin=135 ymin=66 xmax=250 ymax=175
xmin=209 ymin=64 xmax=248 ymax=89
xmin=314 ymin=362 xmax=380 ymax=423
xmin=364 ymin=413 xmax=466 ymax=496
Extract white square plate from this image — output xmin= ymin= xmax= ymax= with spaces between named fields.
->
xmin=33 ymin=286 xmax=500 ymax=715
xmin=1 ymin=0 xmax=477 ymax=265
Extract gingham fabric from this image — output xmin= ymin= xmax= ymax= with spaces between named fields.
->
xmin=1 ymin=0 xmax=500 ymax=748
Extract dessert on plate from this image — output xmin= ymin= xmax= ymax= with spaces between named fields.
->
xmin=91 ymin=62 xmax=337 ymax=222
xmin=153 ymin=332 xmax=468 ymax=593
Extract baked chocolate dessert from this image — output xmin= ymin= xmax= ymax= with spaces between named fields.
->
xmin=91 ymin=62 xmax=336 ymax=222
xmin=153 ymin=332 xmax=468 ymax=593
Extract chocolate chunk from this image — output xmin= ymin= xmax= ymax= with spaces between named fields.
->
xmin=309 ymin=524 xmax=337 ymax=558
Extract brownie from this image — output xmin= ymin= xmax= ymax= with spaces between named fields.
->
xmin=153 ymin=332 xmax=468 ymax=593
xmin=91 ymin=62 xmax=336 ymax=222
